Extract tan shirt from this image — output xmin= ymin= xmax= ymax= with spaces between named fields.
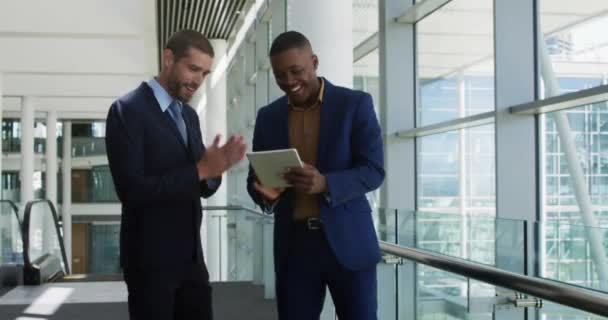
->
xmin=288 ymin=79 xmax=325 ymax=221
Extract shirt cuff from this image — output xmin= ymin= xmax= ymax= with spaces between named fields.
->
xmin=206 ymin=178 xmax=221 ymax=190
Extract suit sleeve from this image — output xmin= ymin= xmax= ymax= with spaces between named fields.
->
xmin=246 ymin=108 xmax=275 ymax=214
xmin=105 ymin=101 xmax=202 ymax=208
xmin=324 ymin=93 xmax=385 ymax=207
xmin=192 ymin=111 xmax=222 ymax=198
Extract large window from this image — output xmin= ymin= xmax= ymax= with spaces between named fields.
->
xmin=539 ymin=1 xmax=608 ymax=98
xmin=538 ymin=1 xmax=608 ymax=294
xmin=417 ymin=0 xmax=494 ymax=126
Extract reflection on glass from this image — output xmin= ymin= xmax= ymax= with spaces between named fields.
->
xmin=541 ymin=302 xmax=608 ymax=320
xmin=0 ymin=202 xmax=22 ymax=265
xmin=352 ymin=0 xmax=378 ymax=47
xmin=89 ymin=224 xmax=120 ymax=274
xmin=417 ymin=125 xmax=496 ymax=216
xmin=417 ymin=0 xmax=494 ymax=126
xmin=541 ymin=102 xmax=608 ymax=293
xmin=539 ymin=2 xmax=608 ymax=98
xmin=542 ymin=220 xmax=608 ymax=292
xmin=416 ymin=265 xmax=494 ymax=320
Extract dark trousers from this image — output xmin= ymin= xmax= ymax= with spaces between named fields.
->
xmin=277 ymin=223 xmax=378 ymax=320
xmin=124 ymin=263 xmax=213 ymax=320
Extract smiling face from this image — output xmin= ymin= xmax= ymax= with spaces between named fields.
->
xmin=162 ymin=47 xmax=213 ymax=103
xmin=270 ymin=46 xmax=320 ymax=107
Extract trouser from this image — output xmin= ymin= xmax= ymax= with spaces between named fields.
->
xmin=124 ymin=263 xmax=213 ymax=320
xmin=277 ymin=219 xmax=378 ymax=320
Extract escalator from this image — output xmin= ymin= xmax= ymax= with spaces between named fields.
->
xmin=22 ymin=200 xmax=71 ymax=284
xmin=0 ymin=200 xmax=23 ymax=296
xmin=21 ymin=200 xmax=123 ymax=284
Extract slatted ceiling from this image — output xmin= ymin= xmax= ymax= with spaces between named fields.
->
xmin=157 ymin=0 xmax=247 ymax=66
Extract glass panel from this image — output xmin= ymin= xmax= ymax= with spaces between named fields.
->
xmin=89 ymin=223 xmax=120 ymax=274
xmin=2 ymin=119 xmax=48 ymax=154
xmin=542 ymin=302 xmax=608 ymax=320
xmin=417 ymin=0 xmax=494 ymax=126
xmin=541 ymin=221 xmax=608 ymax=293
xmin=539 ymin=1 xmax=608 ymax=98
xmin=26 ymin=202 xmax=64 ymax=272
xmin=2 ymin=172 xmax=21 ymax=203
xmin=65 ymin=121 xmax=119 ymax=203
xmin=417 ymin=125 xmax=496 ymax=216
xmin=0 ymin=202 xmax=22 ymax=265
xmin=71 ymin=137 xmax=107 ymax=157
xmin=352 ymin=0 xmax=378 ymax=47
xmin=540 ymin=103 xmax=608 ymax=292
xmin=354 ymin=49 xmax=381 ymax=121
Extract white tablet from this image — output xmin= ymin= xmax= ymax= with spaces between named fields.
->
xmin=247 ymin=148 xmax=303 ymax=188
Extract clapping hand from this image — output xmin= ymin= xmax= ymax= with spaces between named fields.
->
xmin=197 ymin=134 xmax=247 ymax=179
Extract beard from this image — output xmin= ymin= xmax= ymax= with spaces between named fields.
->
xmin=167 ymin=70 xmax=198 ymax=103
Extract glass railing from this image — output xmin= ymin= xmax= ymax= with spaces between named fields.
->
xmin=205 ymin=205 xmax=277 ymax=298
xmin=23 ymin=200 xmax=69 ymax=283
xmin=69 ymin=137 xmax=107 ymax=157
xmin=0 ymin=200 xmax=23 ymax=265
xmin=375 ymin=209 xmax=608 ymax=320
xmin=23 ymin=202 xmax=600 ymax=319
xmin=540 ymin=220 xmax=608 ymax=293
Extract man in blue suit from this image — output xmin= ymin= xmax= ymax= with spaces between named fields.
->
xmin=106 ymin=30 xmax=247 ymax=320
xmin=247 ymin=31 xmax=385 ymax=320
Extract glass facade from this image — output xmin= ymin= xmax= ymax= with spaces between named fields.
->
xmin=416 ymin=0 xmax=494 ymax=126
xmin=538 ymin=2 xmax=608 ymax=296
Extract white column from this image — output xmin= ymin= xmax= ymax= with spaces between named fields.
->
xmin=61 ymin=121 xmax=72 ymax=272
xmin=269 ymin=0 xmax=287 ymax=100
xmin=45 ymin=111 xmax=58 ymax=205
xmin=494 ymin=0 xmax=537 ymax=319
xmin=204 ymin=39 xmax=228 ymax=282
xmin=20 ymin=96 xmax=35 ymax=207
xmin=379 ymin=0 xmax=415 ymax=318
xmin=287 ymin=0 xmax=353 ymax=87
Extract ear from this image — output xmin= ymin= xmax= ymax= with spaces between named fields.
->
xmin=312 ymin=54 xmax=319 ymax=70
xmin=162 ymin=48 xmax=175 ymax=69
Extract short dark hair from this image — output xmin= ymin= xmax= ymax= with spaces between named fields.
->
xmin=166 ymin=30 xmax=214 ymax=61
xmin=269 ymin=31 xmax=312 ymax=56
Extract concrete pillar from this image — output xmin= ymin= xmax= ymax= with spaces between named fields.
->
xmin=61 ymin=121 xmax=72 ymax=272
xmin=287 ymin=0 xmax=353 ymax=87
xmin=204 ymin=39 xmax=228 ymax=281
xmin=45 ymin=111 xmax=58 ymax=206
xmin=20 ymin=97 xmax=35 ymax=207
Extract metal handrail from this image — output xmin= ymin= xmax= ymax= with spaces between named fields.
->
xmin=380 ymin=241 xmax=608 ymax=317
xmin=174 ymin=204 xmax=608 ymax=317
xmin=22 ymin=199 xmax=70 ymax=275
xmin=202 ymin=204 xmax=269 ymax=218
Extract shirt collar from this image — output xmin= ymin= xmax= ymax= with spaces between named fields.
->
xmin=147 ymin=78 xmax=182 ymax=112
xmin=288 ymin=78 xmax=325 ymax=109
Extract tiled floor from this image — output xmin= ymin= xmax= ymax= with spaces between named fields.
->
xmin=0 ymin=281 xmax=277 ymax=320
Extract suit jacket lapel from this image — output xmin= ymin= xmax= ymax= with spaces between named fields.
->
xmin=140 ymin=83 xmax=189 ymax=152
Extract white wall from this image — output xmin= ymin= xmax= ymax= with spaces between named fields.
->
xmin=0 ymin=0 xmax=157 ymax=113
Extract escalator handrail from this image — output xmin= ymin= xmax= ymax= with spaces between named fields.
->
xmin=0 ymin=199 xmax=21 ymax=226
xmin=380 ymin=241 xmax=608 ymax=318
xmin=22 ymin=199 xmax=70 ymax=275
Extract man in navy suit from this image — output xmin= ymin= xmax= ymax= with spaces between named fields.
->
xmin=106 ymin=30 xmax=247 ymax=320
xmin=247 ymin=31 xmax=385 ymax=320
